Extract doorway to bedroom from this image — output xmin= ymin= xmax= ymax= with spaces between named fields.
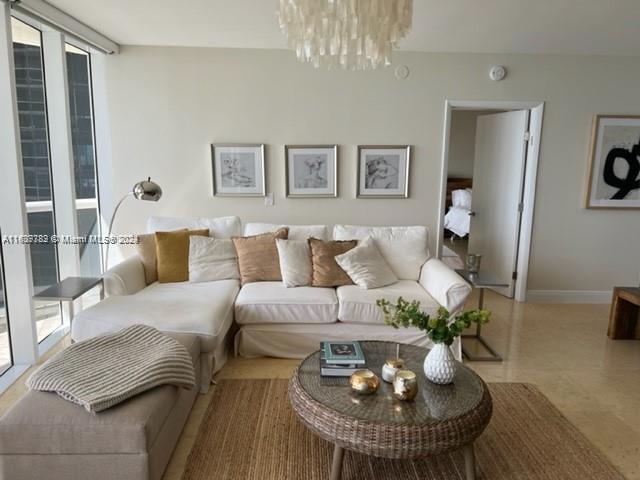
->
xmin=438 ymin=101 xmax=544 ymax=303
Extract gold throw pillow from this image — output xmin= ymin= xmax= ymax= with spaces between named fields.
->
xmin=136 ymin=229 xmax=187 ymax=285
xmin=309 ymin=238 xmax=358 ymax=287
xmin=232 ymin=228 xmax=289 ymax=285
xmin=155 ymin=228 xmax=209 ymax=283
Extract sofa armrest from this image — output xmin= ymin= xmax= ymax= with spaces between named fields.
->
xmin=102 ymin=255 xmax=146 ymax=296
xmin=419 ymin=258 xmax=471 ymax=313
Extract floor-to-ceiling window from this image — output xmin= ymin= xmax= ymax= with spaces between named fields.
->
xmin=11 ymin=17 xmax=61 ymax=343
xmin=66 ymin=43 xmax=102 ymax=281
xmin=1 ymin=3 xmax=111 ymax=386
xmin=0 ymin=238 xmax=12 ymax=375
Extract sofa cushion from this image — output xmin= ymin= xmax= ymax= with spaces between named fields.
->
xmin=232 ymin=228 xmax=288 ymax=284
xmin=276 ymin=239 xmax=312 ymax=287
xmin=0 ymin=332 xmax=199 ymax=456
xmin=334 ymin=236 xmax=398 ymax=289
xmin=188 ymin=236 xmax=239 ymax=283
xmin=146 ymin=216 xmax=241 ymax=238
xmin=243 ymin=222 xmax=329 ymax=240
xmin=71 ymin=280 xmax=240 ymax=352
xmin=333 ymin=225 xmax=429 ymax=281
xmin=155 ymin=229 xmax=209 ymax=283
xmin=235 ymin=282 xmax=338 ymax=325
xmin=337 ymin=280 xmax=439 ymax=325
xmin=309 ymin=238 xmax=357 ymax=287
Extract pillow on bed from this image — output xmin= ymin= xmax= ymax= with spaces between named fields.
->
xmin=451 ymin=188 xmax=472 ymax=210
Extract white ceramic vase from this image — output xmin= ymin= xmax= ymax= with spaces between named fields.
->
xmin=423 ymin=343 xmax=457 ymax=385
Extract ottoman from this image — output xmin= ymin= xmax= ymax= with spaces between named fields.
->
xmin=0 ymin=332 xmax=201 ymax=480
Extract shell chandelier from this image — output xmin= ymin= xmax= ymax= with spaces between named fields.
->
xmin=277 ymin=0 xmax=413 ymax=70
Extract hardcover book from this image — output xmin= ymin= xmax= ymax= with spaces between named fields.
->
xmin=321 ymin=341 xmax=365 ymax=365
xmin=319 ymin=350 xmax=364 ymax=377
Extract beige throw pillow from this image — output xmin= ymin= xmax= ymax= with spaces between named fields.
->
xmin=276 ymin=239 xmax=312 ymax=287
xmin=188 ymin=236 xmax=239 ymax=283
xmin=155 ymin=229 xmax=209 ymax=283
xmin=309 ymin=238 xmax=357 ymax=287
xmin=232 ymin=228 xmax=289 ymax=285
xmin=335 ymin=237 xmax=398 ymax=289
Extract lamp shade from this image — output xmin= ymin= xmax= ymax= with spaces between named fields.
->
xmin=132 ymin=177 xmax=162 ymax=201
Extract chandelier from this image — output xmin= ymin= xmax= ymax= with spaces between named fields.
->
xmin=277 ymin=0 xmax=413 ymax=70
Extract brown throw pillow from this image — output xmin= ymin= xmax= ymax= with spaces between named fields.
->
xmin=232 ymin=228 xmax=289 ymax=285
xmin=309 ymin=238 xmax=358 ymax=287
xmin=155 ymin=229 xmax=209 ymax=283
xmin=137 ymin=229 xmax=187 ymax=285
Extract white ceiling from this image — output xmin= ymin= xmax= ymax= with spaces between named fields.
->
xmin=47 ymin=0 xmax=640 ymax=56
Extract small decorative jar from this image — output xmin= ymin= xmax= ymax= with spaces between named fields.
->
xmin=423 ymin=343 xmax=457 ymax=385
xmin=392 ymin=369 xmax=418 ymax=401
xmin=349 ymin=369 xmax=380 ymax=395
xmin=382 ymin=358 xmax=405 ymax=383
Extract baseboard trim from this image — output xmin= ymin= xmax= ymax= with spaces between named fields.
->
xmin=526 ymin=290 xmax=612 ymax=304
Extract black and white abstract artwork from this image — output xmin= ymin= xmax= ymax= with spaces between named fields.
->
xmin=358 ymin=146 xmax=410 ymax=198
xmin=587 ymin=116 xmax=640 ymax=208
xmin=286 ymin=145 xmax=337 ymax=197
xmin=212 ymin=144 xmax=265 ymax=196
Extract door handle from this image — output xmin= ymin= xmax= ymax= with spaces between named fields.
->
xmin=468 ymin=211 xmax=476 ymax=217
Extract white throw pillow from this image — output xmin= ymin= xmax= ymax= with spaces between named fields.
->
xmin=334 ymin=237 xmax=398 ymax=289
xmin=276 ymin=239 xmax=312 ymax=287
xmin=333 ymin=225 xmax=429 ymax=280
xmin=188 ymin=236 xmax=240 ymax=283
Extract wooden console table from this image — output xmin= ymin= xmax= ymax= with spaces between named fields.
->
xmin=607 ymin=287 xmax=640 ymax=339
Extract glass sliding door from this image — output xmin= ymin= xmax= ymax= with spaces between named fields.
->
xmin=11 ymin=18 xmax=61 ymax=342
xmin=0 ymin=237 xmax=13 ymax=375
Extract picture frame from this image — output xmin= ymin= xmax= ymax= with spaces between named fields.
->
xmin=211 ymin=143 xmax=265 ymax=197
xmin=285 ymin=145 xmax=338 ymax=198
xmin=586 ymin=115 xmax=640 ymax=209
xmin=357 ymin=145 xmax=411 ymax=198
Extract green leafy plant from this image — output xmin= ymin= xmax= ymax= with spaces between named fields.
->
xmin=376 ymin=297 xmax=490 ymax=346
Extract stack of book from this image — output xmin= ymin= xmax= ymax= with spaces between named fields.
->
xmin=320 ymin=341 xmax=366 ymax=377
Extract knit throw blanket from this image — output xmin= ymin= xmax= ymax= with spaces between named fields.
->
xmin=27 ymin=324 xmax=196 ymax=413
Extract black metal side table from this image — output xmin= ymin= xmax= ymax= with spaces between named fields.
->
xmin=456 ymin=269 xmax=508 ymax=362
xmin=33 ymin=277 xmax=104 ymax=332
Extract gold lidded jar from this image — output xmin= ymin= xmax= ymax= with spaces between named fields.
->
xmin=392 ymin=369 xmax=418 ymax=401
xmin=349 ymin=369 xmax=380 ymax=395
xmin=382 ymin=358 xmax=405 ymax=383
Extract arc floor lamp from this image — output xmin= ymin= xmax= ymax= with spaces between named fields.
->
xmin=103 ymin=177 xmax=162 ymax=271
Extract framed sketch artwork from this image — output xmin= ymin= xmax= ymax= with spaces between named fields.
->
xmin=211 ymin=144 xmax=265 ymax=196
xmin=285 ymin=145 xmax=337 ymax=197
xmin=357 ymin=145 xmax=410 ymax=198
xmin=586 ymin=115 xmax=640 ymax=209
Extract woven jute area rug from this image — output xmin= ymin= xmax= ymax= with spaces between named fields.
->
xmin=181 ymin=379 xmax=624 ymax=480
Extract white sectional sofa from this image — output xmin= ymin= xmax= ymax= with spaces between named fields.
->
xmin=71 ymin=216 xmax=472 ymax=391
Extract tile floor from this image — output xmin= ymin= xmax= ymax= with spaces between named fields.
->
xmin=0 ymin=290 xmax=638 ymax=480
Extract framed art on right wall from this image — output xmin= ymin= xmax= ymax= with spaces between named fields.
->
xmin=357 ymin=145 xmax=411 ymax=198
xmin=586 ymin=115 xmax=640 ymax=209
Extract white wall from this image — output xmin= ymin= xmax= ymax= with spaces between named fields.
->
xmin=448 ymin=110 xmax=479 ymax=178
xmin=102 ymin=46 xmax=640 ymax=293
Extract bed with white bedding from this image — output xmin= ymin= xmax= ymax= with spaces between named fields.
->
xmin=444 ymin=188 xmax=473 ymax=238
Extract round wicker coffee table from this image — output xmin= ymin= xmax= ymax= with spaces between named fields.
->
xmin=288 ymin=341 xmax=492 ymax=480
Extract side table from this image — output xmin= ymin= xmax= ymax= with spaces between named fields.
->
xmin=456 ymin=269 xmax=508 ymax=362
xmin=608 ymin=287 xmax=640 ymax=339
xmin=33 ymin=277 xmax=104 ymax=332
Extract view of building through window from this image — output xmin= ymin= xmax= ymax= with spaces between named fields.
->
xmin=66 ymin=43 xmax=102 ymax=278
xmin=11 ymin=18 xmax=61 ymax=342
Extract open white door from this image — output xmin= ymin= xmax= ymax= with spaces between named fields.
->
xmin=468 ymin=110 xmax=529 ymax=297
